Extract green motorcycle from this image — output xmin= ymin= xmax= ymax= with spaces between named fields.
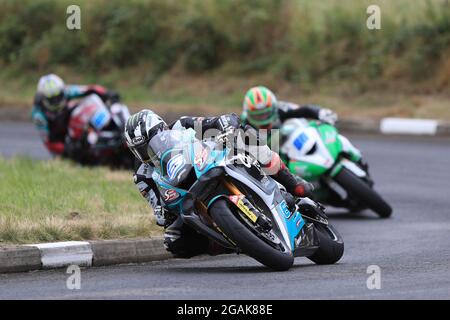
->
xmin=279 ymin=118 xmax=392 ymax=218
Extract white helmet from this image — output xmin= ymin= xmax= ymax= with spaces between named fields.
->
xmin=124 ymin=109 xmax=168 ymax=164
xmin=37 ymin=74 xmax=66 ymax=112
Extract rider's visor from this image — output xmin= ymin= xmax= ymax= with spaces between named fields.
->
xmin=248 ymin=107 xmax=276 ymax=126
xmin=43 ymin=92 xmax=65 ymax=112
xmin=129 ymin=142 xmax=151 ymax=163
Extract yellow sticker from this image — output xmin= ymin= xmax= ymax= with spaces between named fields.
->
xmin=237 ymin=199 xmax=258 ymax=223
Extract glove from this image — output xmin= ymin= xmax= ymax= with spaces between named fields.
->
xmin=134 ymin=172 xmax=167 ymax=227
xmin=153 ymin=204 xmax=167 ymax=227
xmin=218 ymin=113 xmax=241 ymax=132
xmin=293 ymin=176 xmax=315 ymax=198
xmin=318 ymin=108 xmax=338 ymax=126
xmin=302 ymin=182 xmax=315 ymax=198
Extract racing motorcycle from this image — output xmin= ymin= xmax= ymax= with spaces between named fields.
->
xmin=279 ymin=118 xmax=392 ymax=218
xmin=150 ymin=127 xmax=344 ymax=271
xmin=66 ymin=94 xmax=135 ymax=169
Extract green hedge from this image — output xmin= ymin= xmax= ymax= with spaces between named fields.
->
xmin=0 ymin=0 xmax=449 ymax=85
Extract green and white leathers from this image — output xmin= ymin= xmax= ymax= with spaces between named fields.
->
xmin=279 ymin=118 xmax=392 ymax=218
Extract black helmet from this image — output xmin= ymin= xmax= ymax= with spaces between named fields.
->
xmin=124 ymin=109 xmax=168 ymax=164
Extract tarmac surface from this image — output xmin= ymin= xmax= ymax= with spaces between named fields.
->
xmin=0 ymin=121 xmax=449 ymax=299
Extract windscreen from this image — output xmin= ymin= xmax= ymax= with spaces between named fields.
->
xmin=148 ymin=130 xmax=185 ymax=167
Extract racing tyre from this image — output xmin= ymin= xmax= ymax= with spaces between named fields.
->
xmin=308 ymin=223 xmax=344 ymax=265
xmin=334 ymin=167 xmax=392 ymax=218
xmin=210 ymin=199 xmax=294 ymax=271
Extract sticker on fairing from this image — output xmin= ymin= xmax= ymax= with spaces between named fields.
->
xmin=91 ymin=109 xmax=109 ymax=130
xmin=229 ymin=195 xmax=258 ymax=223
xmin=279 ymin=201 xmax=293 ymax=219
xmin=163 ymin=189 xmax=179 ymax=202
xmin=167 ymin=153 xmax=185 ymax=180
xmin=293 ymin=132 xmax=309 ymax=151
xmin=237 ymin=199 xmax=258 ymax=223
xmin=194 ymin=148 xmax=208 ymax=169
xmin=324 ymin=130 xmax=337 ymax=144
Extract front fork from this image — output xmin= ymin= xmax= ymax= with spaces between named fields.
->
xmin=293 ymin=198 xmax=328 ymax=257
xmin=217 ymin=177 xmax=322 ymax=255
xmin=329 ymin=134 xmax=369 ymax=181
xmin=338 ymin=134 xmax=362 ymax=163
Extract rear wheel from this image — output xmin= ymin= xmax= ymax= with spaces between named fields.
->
xmin=209 ymin=199 xmax=294 ymax=271
xmin=334 ymin=167 xmax=392 ymax=218
xmin=308 ymin=223 xmax=344 ymax=265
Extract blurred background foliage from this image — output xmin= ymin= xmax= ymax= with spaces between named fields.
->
xmin=0 ymin=0 xmax=449 ymax=118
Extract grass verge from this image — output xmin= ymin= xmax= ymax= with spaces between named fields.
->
xmin=1 ymin=0 xmax=450 ymax=121
xmin=0 ymin=157 xmax=162 ymax=244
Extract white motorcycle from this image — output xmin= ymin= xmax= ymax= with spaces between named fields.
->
xmin=280 ymin=118 xmax=392 ymax=218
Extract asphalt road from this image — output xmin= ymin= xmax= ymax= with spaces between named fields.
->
xmin=1 ymin=121 xmax=449 ymax=299
xmin=0 ymin=121 xmax=50 ymax=160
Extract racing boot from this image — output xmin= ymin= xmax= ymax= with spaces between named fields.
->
xmin=260 ymin=151 xmax=314 ymax=197
xmin=207 ymin=240 xmax=235 ymax=256
xmin=276 ymin=167 xmax=314 ymax=198
xmin=163 ymin=216 xmax=210 ymax=258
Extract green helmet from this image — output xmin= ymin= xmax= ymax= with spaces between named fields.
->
xmin=242 ymin=86 xmax=278 ymax=128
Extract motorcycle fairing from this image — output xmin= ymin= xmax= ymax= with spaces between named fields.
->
xmin=151 ymin=128 xmax=306 ymax=253
xmin=281 ymin=119 xmax=367 ymax=181
xmin=69 ymin=94 xmax=112 ymax=139
xmin=222 ymin=162 xmax=304 ymax=252
xmin=282 ymin=125 xmax=337 ymax=180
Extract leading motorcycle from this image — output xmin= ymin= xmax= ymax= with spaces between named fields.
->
xmin=149 ymin=127 xmax=344 ymax=271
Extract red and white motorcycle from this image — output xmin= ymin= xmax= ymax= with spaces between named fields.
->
xmin=66 ymin=94 xmax=135 ymax=169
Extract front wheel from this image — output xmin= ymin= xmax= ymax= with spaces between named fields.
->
xmin=209 ymin=199 xmax=294 ymax=271
xmin=308 ymin=223 xmax=344 ymax=265
xmin=334 ymin=167 xmax=392 ymax=218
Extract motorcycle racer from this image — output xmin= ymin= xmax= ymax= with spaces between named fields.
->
xmin=125 ymin=109 xmax=315 ymax=258
xmin=31 ymin=74 xmax=120 ymax=158
xmin=241 ymin=86 xmax=370 ymax=173
xmin=241 ymin=86 xmax=369 ymax=205
xmin=241 ymin=86 xmax=338 ymax=132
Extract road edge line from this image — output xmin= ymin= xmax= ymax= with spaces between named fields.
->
xmin=337 ymin=117 xmax=450 ymax=136
xmin=25 ymin=241 xmax=93 ymax=269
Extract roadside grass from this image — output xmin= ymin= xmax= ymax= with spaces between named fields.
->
xmin=1 ymin=0 xmax=450 ymax=122
xmin=0 ymin=157 xmax=163 ymax=244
